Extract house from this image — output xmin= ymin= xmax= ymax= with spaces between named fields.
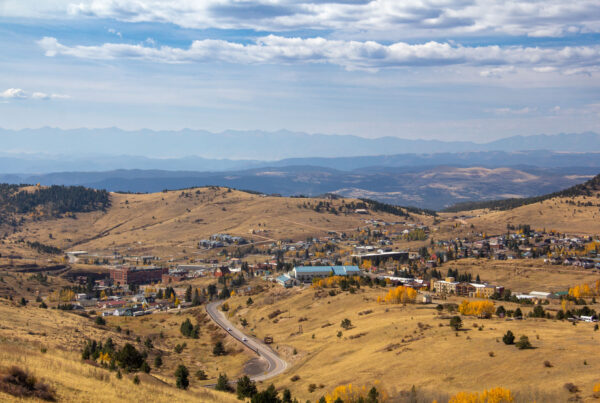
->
xmin=214 ymin=267 xmax=231 ymax=277
xmin=292 ymin=265 xmax=361 ymax=283
xmin=276 ymin=274 xmax=294 ymax=288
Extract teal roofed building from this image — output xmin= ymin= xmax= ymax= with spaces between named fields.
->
xmin=292 ymin=265 xmax=361 ymax=283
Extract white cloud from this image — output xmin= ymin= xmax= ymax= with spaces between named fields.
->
xmin=490 ymin=106 xmax=537 ymax=115
xmin=0 ymin=88 xmax=70 ymax=100
xmin=60 ymin=0 xmax=600 ymax=39
xmin=37 ymin=35 xmax=600 ymax=73
xmin=108 ymin=28 xmax=122 ymax=38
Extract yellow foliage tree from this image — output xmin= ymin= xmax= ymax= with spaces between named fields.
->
xmin=449 ymin=387 xmax=514 ymax=403
xmin=324 ymin=382 xmax=387 ymax=403
xmin=230 ymin=290 xmax=236 ymax=297
xmin=381 ymin=286 xmax=417 ymax=304
xmin=458 ymin=300 xmax=495 ymax=318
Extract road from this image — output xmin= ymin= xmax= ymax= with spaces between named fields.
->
xmin=206 ymin=301 xmax=288 ymax=382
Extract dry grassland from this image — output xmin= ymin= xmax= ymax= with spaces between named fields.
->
xmin=226 ymin=286 xmax=599 ymax=401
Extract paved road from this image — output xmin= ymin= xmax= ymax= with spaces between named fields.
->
xmin=206 ymin=301 xmax=288 ymax=382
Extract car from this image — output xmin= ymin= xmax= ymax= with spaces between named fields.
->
xmin=242 ymin=337 xmax=247 ymax=342
xmin=227 ymin=327 xmax=232 ymax=331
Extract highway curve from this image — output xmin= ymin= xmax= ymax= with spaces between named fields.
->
xmin=206 ymin=301 xmax=288 ymax=382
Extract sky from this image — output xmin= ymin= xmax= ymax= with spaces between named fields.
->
xmin=0 ymin=0 xmax=599 ymax=142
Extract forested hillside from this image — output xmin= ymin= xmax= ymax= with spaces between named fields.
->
xmin=0 ymin=184 xmax=110 ymax=223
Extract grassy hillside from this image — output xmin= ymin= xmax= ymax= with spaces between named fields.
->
xmin=0 ymin=299 xmax=238 ymax=402
xmin=224 ymin=286 xmax=598 ymax=402
xmin=444 ymin=173 xmax=600 ymax=212
xmin=1 ymin=186 xmax=427 ymax=259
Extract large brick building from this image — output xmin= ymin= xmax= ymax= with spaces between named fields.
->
xmin=110 ymin=266 xmax=168 ymax=286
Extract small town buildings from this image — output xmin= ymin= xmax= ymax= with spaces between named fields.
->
xmin=109 ymin=266 xmax=168 ymax=286
xmin=432 ymin=278 xmax=459 ymax=294
xmin=292 ymin=265 xmax=361 ymax=283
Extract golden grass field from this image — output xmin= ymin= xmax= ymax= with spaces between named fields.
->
xmin=436 ymin=194 xmax=600 ymax=237
xmin=225 ymin=285 xmax=600 ymax=402
xmin=0 ymin=299 xmax=239 ymax=402
xmin=0 ymin=187 xmax=420 ymax=261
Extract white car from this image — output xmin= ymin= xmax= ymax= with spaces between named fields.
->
xmin=242 ymin=337 xmax=247 ymax=342
xmin=227 ymin=327 xmax=232 ymax=332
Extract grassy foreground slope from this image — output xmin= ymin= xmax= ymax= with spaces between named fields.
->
xmin=225 ymin=286 xmax=597 ymax=402
xmin=0 ymin=300 xmax=238 ymax=402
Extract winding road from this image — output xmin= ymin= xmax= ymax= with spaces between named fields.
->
xmin=206 ymin=301 xmax=288 ymax=382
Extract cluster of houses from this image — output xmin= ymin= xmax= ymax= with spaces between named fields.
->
xmin=198 ymin=233 xmax=249 ymax=249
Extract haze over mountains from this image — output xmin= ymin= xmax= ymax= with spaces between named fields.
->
xmin=3 ymin=128 xmax=600 ymax=161
xmin=2 ymin=129 xmax=600 ymax=210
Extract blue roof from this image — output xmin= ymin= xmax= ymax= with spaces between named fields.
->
xmin=277 ymin=274 xmax=291 ymax=282
xmin=294 ymin=266 xmax=360 ymax=275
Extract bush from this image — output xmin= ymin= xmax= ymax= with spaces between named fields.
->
xmin=132 ymin=375 xmax=140 ymax=385
xmin=196 ymin=369 xmax=207 ymax=380
xmin=502 ymin=330 xmax=515 ymax=345
xmin=95 ymin=316 xmax=106 ymax=326
xmin=450 ymin=316 xmax=462 ymax=331
xmin=175 ymin=365 xmax=189 ymax=390
xmin=544 ymin=360 xmax=553 ymax=368
xmin=341 ymin=318 xmax=352 ymax=329
xmin=0 ymin=366 xmax=56 ymax=401
xmin=153 ymin=355 xmax=162 ymax=368
xmin=236 ymin=375 xmax=257 ymax=399
xmin=515 ymin=335 xmax=532 ymax=350
xmin=215 ymin=373 xmax=232 ymax=392
xmin=116 ymin=343 xmax=144 ymax=371
xmin=140 ymin=361 xmax=150 ymax=374
xmin=213 ymin=341 xmax=226 ymax=356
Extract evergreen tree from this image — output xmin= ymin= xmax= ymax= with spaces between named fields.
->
xmin=175 ymin=365 xmax=189 ymax=390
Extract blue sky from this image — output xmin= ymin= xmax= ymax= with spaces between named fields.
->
xmin=0 ymin=0 xmax=599 ymax=142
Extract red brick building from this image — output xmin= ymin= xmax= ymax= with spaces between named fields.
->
xmin=110 ymin=266 xmax=168 ymax=286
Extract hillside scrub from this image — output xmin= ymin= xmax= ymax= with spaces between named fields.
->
xmin=0 ymin=366 xmax=56 ymax=401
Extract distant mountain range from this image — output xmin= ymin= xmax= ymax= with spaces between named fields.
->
xmin=2 ymin=129 xmax=600 ymax=209
xmin=2 ymin=165 xmax=597 ymax=210
xmin=1 ymin=128 xmax=600 ymax=161
xmin=2 ymin=150 xmax=600 ymax=175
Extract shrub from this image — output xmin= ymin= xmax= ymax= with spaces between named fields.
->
xmin=544 ymin=360 xmax=553 ymax=368
xmin=116 ymin=344 xmax=145 ymax=371
xmin=140 ymin=361 xmax=150 ymax=374
xmin=341 ymin=318 xmax=352 ymax=329
xmin=450 ymin=316 xmax=462 ymax=331
xmin=95 ymin=316 xmax=106 ymax=326
xmin=196 ymin=369 xmax=207 ymax=380
xmin=153 ymin=355 xmax=162 ymax=368
xmin=236 ymin=375 xmax=257 ymax=399
xmin=564 ymin=383 xmax=579 ymax=393
xmin=213 ymin=341 xmax=226 ymax=356
xmin=132 ymin=375 xmax=140 ymax=385
xmin=215 ymin=373 xmax=232 ymax=392
xmin=502 ymin=330 xmax=515 ymax=345
xmin=0 ymin=366 xmax=56 ymax=401
xmin=175 ymin=365 xmax=189 ymax=390
xmin=515 ymin=335 xmax=532 ymax=350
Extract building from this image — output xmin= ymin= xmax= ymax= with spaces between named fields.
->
xmin=432 ymin=278 xmax=459 ymax=294
xmin=276 ymin=274 xmax=294 ymax=288
xmin=292 ymin=265 xmax=361 ymax=283
xmin=110 ymin=266 xmax=168 ymax=286
xmin=214 ymin=267 xmax=231 ymax=277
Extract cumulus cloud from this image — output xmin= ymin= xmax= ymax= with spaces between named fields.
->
xmin=63 ymin=0 xmax=600 ymax=38
xmin=0 ymin=88 xmax=69 ymax=100
xmin=37 ymin=35 xmax=600 ymax=73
